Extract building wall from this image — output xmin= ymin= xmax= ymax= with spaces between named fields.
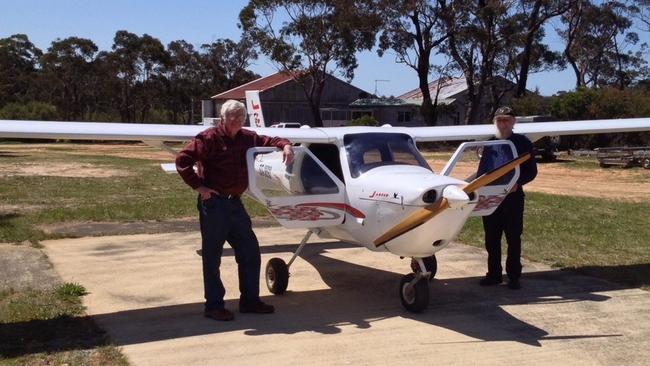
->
xmin=259 ymin=75 xmax=368 ymax=126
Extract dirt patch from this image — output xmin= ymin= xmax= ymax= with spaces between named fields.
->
xmin=0 ymin=162 xmax=132 ymax=178
xmin=2 ymin=143 xmax=176 ymax=160
xmin=427 ymin=159 xmax=650 ymax=202
xmin=0 ymin=204 xmax=42 ymax=214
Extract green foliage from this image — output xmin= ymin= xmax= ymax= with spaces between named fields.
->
xmin=55 ymin=283 xmax=87 ymax=297
xmin=347 ymin=115 xmax=378 ymax=126
xmin=512 ymin=93 xmax=550 ymax=116
xmin=0 ymin=32 xmax=259 ymax=124
xmin=0 ymin=101 xmax=59 ymax=120
xmin=546 ymin=87 xmax=650 ymax=147
xmin=550 ymin=87 xmax=598 ymax=120
xmin=240 ymin=0 xmax=381 ymax=126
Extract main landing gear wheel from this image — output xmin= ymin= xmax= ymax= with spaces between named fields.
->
xmin=265 ymin=258 xmax=289 ymax=294
xmin=399 ymin=273 xmax=429 ymax=313
xmin=411 ymin=255 xmax=437 ymax=279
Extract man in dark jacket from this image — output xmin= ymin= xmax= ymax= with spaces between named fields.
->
xmin=479 ymin=106 xmax=537 ymax=290
xmin=176 ymin=99 xmax=294 ymax=321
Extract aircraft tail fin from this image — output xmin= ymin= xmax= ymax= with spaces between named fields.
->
xmin=245 ymin=90 xmax=265 ymax=128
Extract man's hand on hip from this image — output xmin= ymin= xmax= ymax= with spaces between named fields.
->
xmin=196 ymin=186 xmax=219 ymax=200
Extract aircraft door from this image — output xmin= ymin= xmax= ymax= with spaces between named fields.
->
xmin=440 ymin=140 xmax=520 ymax=217
xmin=246 ymin=147 xmax=347 ymax=228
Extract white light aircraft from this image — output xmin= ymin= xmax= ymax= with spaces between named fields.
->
xmin=1 ymin=115 xmax=650 ymax=312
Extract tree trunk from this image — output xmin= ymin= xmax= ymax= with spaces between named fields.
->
xmin=515 ymin=0 xmax=543 ymax=98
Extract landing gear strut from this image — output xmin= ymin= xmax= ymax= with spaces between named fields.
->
xmin=265 ymin=230 xmax=315 ymax=295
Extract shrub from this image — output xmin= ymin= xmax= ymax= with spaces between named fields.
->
xmin=347 ymin=115 xmax=378 ymax=126
xmin=0 ymin=101 xmax=59 ymax=120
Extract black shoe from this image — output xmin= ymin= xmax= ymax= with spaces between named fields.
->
xmin=239 ymin=301 xmax=275 ymax=314
xmin=204 ymin=308 xmax=235 ymax=321
xmin=508 ymin=279 xmax=521 ymax=290
xmin=479 ymin=276 xmax=503 ymax=286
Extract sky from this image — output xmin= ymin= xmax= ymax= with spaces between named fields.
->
xmin=1 ymin=0 xmax=647 ymax=97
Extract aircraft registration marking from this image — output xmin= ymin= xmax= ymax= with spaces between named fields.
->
xmin=474 ymin=194 xmax=506 ymax=211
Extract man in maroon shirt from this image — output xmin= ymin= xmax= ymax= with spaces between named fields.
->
xmin=176 ymin=99 xmax=294 ymax=321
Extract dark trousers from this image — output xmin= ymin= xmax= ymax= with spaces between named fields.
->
xmin=198 ymin=195 xmax=261 ymax=311
xmin=481 ymin=191 xmax=525 ymax=281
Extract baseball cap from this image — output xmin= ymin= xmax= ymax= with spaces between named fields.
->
xmin=495 ymin=106 xmax=515 ymax=117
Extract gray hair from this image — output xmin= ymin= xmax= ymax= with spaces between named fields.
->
xmin=220 ymin=99 xmax=246 ymax=119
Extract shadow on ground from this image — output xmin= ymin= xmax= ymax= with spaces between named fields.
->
xmin=1 ymin=241 xmax=635 ymax=358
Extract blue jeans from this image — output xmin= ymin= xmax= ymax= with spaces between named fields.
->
xmin=198 ymin=195 xmax=261 ymax=311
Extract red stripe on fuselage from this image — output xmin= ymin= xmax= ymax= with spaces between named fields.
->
xmin=295 ymin=202 xmax=366 ymax=218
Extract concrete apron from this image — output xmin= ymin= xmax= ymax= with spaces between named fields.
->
xmin=42 ymin=227 xmax=649 ymax=366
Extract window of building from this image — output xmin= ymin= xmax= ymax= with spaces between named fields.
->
xmin=351 ymin=110 xmax=372 ymax=120
xmin=397 ymin=111 xmax=412 ymax=123
xmin=321 ymin=109 xmax=348 ymax=121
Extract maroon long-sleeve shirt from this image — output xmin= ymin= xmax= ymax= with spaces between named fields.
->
xmin=175 ymin=124 xmax=290 ymax=196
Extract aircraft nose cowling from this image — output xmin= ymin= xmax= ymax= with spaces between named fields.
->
xmin=442 ymin=185 xmax=469 ymax=209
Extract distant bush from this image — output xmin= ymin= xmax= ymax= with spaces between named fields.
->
xmin=0 ymin=101 xmax=59 ymax=120
xmin=347 ymin=115 xmax=378 ymax=126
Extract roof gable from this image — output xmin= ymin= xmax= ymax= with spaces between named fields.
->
xmin=212 ymin=72 xmax=294 ymax=100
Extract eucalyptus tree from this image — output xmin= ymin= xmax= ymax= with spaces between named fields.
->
xmin=200 ymin=37 xmax=259 ymax=94
xmin=0 ymin=34 xmax=42 ymax=106
xmin=164 ymin=40 xmax=203 ymax=123
xmin=377 ymin=0 xmax=450 ymax=125
xmin=558 ymin=0 xmax=647 ymax=89
xmin=510 ymin=0 xmax=571 ymax=97
xmin=240 ymin=0 xmax=381 ymax=126
xmin=109 ymin=31 xmax=169 ymax=122
xmin=40 ymin=37 xmax=98 ymax=120
xmin=439 ymin=0 xmax=514 ymax=123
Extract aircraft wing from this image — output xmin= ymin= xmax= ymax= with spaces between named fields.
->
xmin=402 ymin=117 xmax=650 ymax=142
xmin=1 ymin=118 xmax=650 ymax=144
xmin=0 ymin=120 xmax=331 ymax=143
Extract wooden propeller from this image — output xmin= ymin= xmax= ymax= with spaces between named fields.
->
xmin=373 ymin=153 xmax=531 ymax=247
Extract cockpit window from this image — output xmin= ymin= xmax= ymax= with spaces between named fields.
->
xmin=344 ymin=133 xmax=431 ymax=178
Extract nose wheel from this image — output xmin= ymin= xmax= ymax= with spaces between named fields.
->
xmin=399 ymin=273 xmax=429 ymax=312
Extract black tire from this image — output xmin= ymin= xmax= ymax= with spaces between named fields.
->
xmin=642 ymin=158 xmax=650 ymax=170
xmin=265 ymin=258 xmax=289 ymax=295
xmin=399 ymin=273 xmax=429 ymax=313
xmin=410 ymin=255 xmax=438 ymax=279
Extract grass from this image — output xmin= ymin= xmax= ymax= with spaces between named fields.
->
xmin=458 ymin=192 xmax=650 ymax=288
xmin=0 ymin=287 xmax=128 ymax=365
xmin=0 ymin=144 xmax=268 ymax=243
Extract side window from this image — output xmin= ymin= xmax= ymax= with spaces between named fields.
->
xmin=252 ymin=149 xmax=339 ymax=197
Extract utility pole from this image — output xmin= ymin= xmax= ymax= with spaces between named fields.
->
xmin=374 ymin=79 xmax=389 ymax=96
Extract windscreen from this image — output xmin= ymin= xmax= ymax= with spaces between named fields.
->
xmin=344 ymin=133 xmax=430 ymax=178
